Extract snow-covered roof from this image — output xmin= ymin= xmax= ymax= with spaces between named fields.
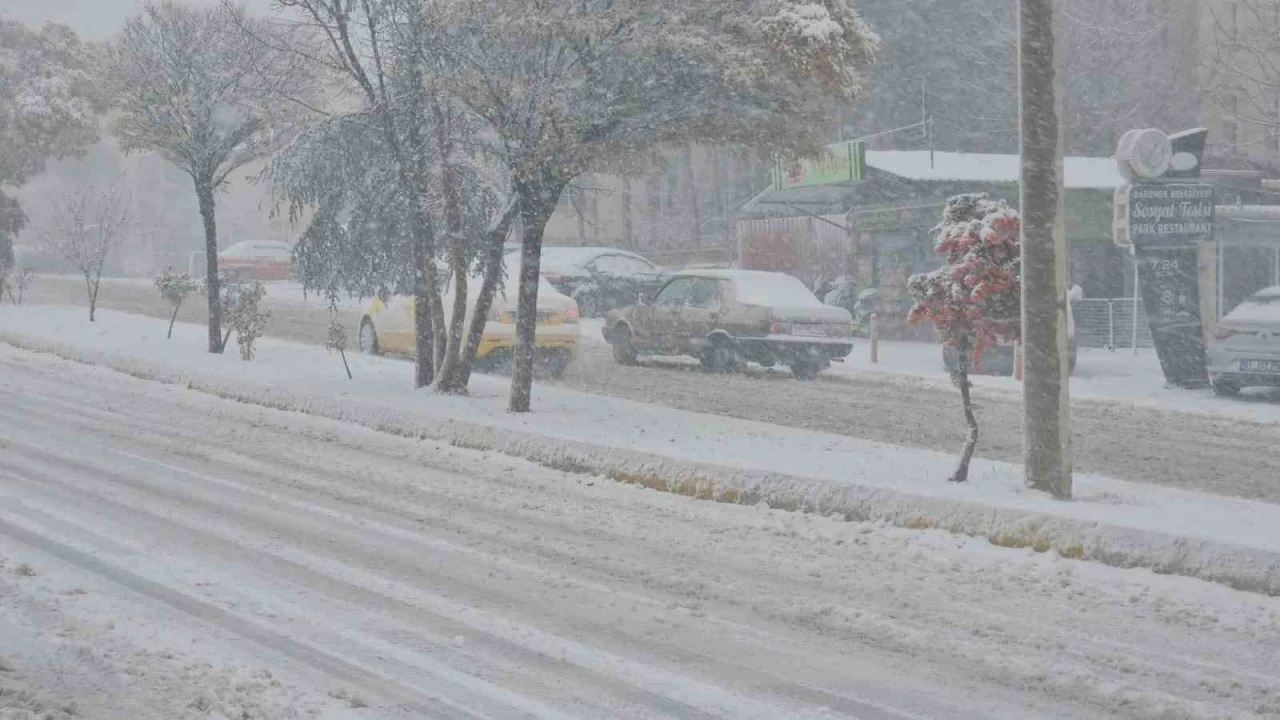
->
xmin=865 ymin=151 xmax=1125 ymax=190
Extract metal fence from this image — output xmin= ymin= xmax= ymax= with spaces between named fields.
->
xmin=1071 ymin=299 xmax=1153 ymax=350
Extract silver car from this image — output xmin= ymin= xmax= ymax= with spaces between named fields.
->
xmin=1207 ymin=286 xmax=1280 ymax=396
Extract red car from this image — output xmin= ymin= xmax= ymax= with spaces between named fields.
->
xmin=218 ymin=241 xmax=294 ymax=282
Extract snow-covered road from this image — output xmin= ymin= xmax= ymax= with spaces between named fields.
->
xmin=24 ymin=274 xmax=1280 ymax=502
xmin=1 ymin=349 xmax=1278 ymax=718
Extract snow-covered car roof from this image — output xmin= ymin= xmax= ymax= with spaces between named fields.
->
xmin=505 ymin=247 xmax=655 ymax=275
xmin=1224 ymin=286 xmax=1280 ymax=324
xmin=220 ymin=241 xmax=293 ymax=258
xmin=674 ymin=269 xmax=822 ymax=308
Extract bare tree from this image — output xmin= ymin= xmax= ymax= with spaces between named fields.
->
xmin=111 ymin=1 xmax=315 ymax=353
xmin=40 ymin=184 xmax=132 ymax=322
xmin=5 ymin=265 xmax=33 ymax=305
xmin=1202 ymin=0 xmax=1280 ymax=159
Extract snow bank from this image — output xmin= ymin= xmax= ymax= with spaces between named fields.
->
xmin=2 ymin=306 xmax=1279 ymax=595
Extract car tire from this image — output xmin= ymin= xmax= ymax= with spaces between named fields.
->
xmin=547 ymin=352 xmax=573 ymax=379
xmin=1212 ymin=378 xmax=1240 ymax=397
xmin=358 ymin=318 xmax=381 ymax=355
xmin=702 ymin=338 xmax=741 ymax=374
xmin=610 ymin=325 xmax=638 ymax=365
xmin=792 ymin=359 xmax=822 ymax=381
xmin=577 ymin=293 xmax=601 ymax=319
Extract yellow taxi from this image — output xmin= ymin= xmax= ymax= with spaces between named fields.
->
xmin=357 ymin=274 xmax=580 ymax=376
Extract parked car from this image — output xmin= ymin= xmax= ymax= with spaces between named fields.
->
xmin=602 ymin=269 xmax=854 ymax=379
xmin=1208 ymin=286 xmax=1280 ymax=396
xmin=357 ymin=272 xmax=580 ymax=377
xmin=218 ymin=241 xmax=294 ymax=282
xmin=508 ymin=247 xmax=666 ymax=318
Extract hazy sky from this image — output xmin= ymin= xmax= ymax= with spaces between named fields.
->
xmin=0 ymin=0 xmax=273 ymax=40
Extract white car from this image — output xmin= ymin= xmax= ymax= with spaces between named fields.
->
xmin=357 ymin=272 xmax=581 ymax=376
xmin=1207 ymin=286 xmax=1280 ymax=396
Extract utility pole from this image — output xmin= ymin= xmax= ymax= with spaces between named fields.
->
xmin=1019 ymin=0 xmax=1073 ymax=499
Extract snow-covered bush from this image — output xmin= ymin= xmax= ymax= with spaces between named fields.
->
xmin=221 ymin=280 xmax=270 ymax=361
xmin=907 ymin=194 xmax=1021 ymax=483
xmin=153 ymin=267 xmax=201 ymax=339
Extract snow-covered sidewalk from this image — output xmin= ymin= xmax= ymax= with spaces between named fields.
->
xmin=2 ymin=305 xmax=1279 ymax=594
xmin=834 ymin=337 xmax=1280 ymax=423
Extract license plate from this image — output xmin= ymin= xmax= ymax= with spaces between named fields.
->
xmin=793 ymin=325 xmax=825 ymax=337
xmin=498 ymin=312 xmax=561 ymax=325
xmin=1241 ymin=359 xmax=1280 ymax=373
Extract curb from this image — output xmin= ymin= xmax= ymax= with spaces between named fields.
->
xmin=4 ymin=330 xmax=1278 ymax=597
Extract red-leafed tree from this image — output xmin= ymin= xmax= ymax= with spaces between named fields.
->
xmin=908 ymin=194 xmax=1021 ymax=483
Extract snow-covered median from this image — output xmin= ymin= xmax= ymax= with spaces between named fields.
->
xmin=2 ymin=305 xmax=1279 ymax=595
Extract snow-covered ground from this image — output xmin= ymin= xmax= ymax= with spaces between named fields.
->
xmin=3 ymin=306 xmax=1280 ymax=595
xmin=1 ymin=346 xmax=1277 ymax=718
xmin=835 ymin=339 xmax=1280 ymax=423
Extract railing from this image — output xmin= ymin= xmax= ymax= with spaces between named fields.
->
xmin=1071 ymin=299 xmax=1153 ymax=350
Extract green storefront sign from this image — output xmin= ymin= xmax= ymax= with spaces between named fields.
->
xmin=773 ymin=141 xmax=866 ymax=191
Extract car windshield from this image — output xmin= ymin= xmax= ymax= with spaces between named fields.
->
xmin=11 ymin=3 xmax=1275 ymax=717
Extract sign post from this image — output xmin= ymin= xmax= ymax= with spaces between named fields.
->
xmin=1115 ymin=128 xmax=1212 ymax=388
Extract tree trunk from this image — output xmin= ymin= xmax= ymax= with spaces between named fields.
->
xmin=435 ymin=261 xmax=469 ymax=393
xmin=167 ymin=302 xmax=181 ymax=339
xmin=412 ymin=221 xmax=436 ymax=389
xmin=195 ymin=180 xmax=224 ymax=354
xmin=1019 ymin=0 xmax=1073 ymax=498
xmin=950 ymin=346 xmax=979 ymax=484
xmin=459 ymin=201 xmax=521 ymax=387
xmin=83 ymin=272 xmax=97 ymax=322
xmin=509 ymin=178 xmax=565 ymax=413
xmin=621 ymin=179 xmax=634 ymax=250
xmin=432 ymin=104 xmax=470 ymax=394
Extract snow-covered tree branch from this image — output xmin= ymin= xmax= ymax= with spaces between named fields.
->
xmin=110 ymin=1 xmax=318 ymax=354
xmin=39 ymin=183 xmax=133 ymax=322
xmin=417 ymin=0 xmax=879 ymax=411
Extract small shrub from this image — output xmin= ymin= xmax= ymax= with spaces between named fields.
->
xmin=154 ymin=268 xmax=201 ymax=339
xmin=221 ymin=280 xmax=271 ymax=361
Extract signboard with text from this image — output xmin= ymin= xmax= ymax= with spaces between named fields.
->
xmin=772 ymin=141 xmax=866 ymax=191
xmin=1134 ymin=247 xmax=1208 ymax=387
xmin=1115 ymin=129 xmax=1212 ymax=388
xmin=1126 ymin=184 xmax=1214 ymax=249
